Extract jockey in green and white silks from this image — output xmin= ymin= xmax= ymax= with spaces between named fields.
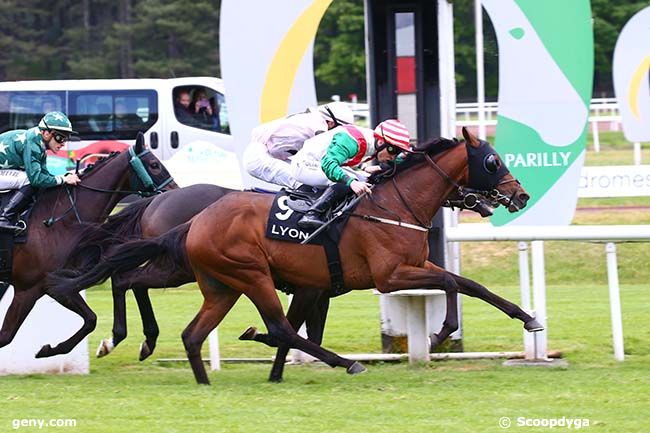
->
xmin=294 ymin=119 xmax=411 ymax=229
xmin=0 ymin=111 xmax=81 ymax=231
xmin=242 ymin=102 xmax=355 ymax=189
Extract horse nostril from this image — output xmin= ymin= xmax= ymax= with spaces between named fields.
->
xmin=519 ymin=193 xmax=530 ymax=202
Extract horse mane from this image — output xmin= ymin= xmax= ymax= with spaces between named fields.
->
xmin=369 ymin=136 xmax=462 ymax=184
xmin=79 ymin=151 xmax=122 ymax=177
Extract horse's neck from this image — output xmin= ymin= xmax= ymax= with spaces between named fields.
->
xmin=65 ymin=154 xmax=131 ymax=223
xmin=367 ymin=146 xmax=467 ymax=225
xmin=84 ymin=162 xmax=130 ymax=222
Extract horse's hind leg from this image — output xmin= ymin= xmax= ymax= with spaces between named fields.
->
xmin=449 ymin=272 xmax=543 ymax=331
xmin=37 ymin=289 xmax=97 ymax=357
xmin=271 ymin=291 xmax=330 ymax=382
xmin=182 ymin=273 xmax=241 ymax=385
xmin=241 ymin=280 xmax=364 ymax=377
xmin=239 ymin=290 xmax=334 ymax=382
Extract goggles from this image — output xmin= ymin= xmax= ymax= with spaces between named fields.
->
xmin=386 ymin=145 xmax=401 ymax=156
xmin=51 ymin=131 xmax=70 ymax=144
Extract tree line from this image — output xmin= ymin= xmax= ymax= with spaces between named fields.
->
xmin=0 ymin=0 xmax=645 ymax=100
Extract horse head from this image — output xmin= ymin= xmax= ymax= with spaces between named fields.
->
xmin=461 ymin=127 xmax=529 ymax=213
xmin=126 ymin=132 xmax=178 ymax=195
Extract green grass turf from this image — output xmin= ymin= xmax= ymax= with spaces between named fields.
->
xmin=2 ymin=134 xmax=650 ymax=432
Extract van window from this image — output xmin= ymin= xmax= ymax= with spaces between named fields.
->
xmin=0 ymin=91 xmax=65 ymax=133
xmin=173 ymin=86 xmax=230 ymax=134
xmin=68 ymin=90 xmax=158 ymax=140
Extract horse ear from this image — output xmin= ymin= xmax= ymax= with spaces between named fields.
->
xmin=462 ymin=127 xmax=480 ymax=148
xmin=135 ymin=131 xmax=145 ymax=153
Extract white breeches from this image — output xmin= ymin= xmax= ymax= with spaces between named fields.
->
xmin=243 ymin=141 xmax=300 ymax=189
xmin=0 ymin=170 xmax=30 ymax=190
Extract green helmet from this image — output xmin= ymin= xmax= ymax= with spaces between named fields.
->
xmin=38 ymin=111 xmax=77 ymax=135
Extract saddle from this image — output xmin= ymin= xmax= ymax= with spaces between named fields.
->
xmin=0 ymin=190 xmax=35 ymax=284
xmin=265 ymin=186 xmax=358 ymax=296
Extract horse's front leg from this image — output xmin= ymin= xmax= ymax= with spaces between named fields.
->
xmin=37 ymin=288 xmax=97 ymax=358
xmin=380 ymin=262 xmax=460 ymax=351
xmin=0 ymin=285 xmax=42 ymax=348
xmin=449 ymin=271 xmax=543 ymax=332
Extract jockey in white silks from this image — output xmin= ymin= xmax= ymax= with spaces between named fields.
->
xmin=242 ymin=102 xmax=355 ymax=189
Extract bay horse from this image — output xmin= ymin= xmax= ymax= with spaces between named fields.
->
xmin=49 ymin=128 xmax=540 ymax=385
xmin=0 ymin=132 xmax=175 ymax=358
xmin=57 ymin=175 xmax=496 ymax=363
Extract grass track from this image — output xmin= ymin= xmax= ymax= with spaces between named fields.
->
xmin=1 ymin=140 xmax=650 ymax=432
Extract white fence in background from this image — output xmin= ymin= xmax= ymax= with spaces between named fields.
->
xmin=350 ymin=98 xmax=644 ymax=164
xmin=445 ymin=224 xmax=650 ymax=362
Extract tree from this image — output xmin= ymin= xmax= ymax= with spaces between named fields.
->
xmin=314 ymin=0 xmax=366 ymax=101
xmin=129 ymin=0 xmax=220 ymax=78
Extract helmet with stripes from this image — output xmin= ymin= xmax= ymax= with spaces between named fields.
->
xmin=373 ymin=119 xmax=411 ymax=152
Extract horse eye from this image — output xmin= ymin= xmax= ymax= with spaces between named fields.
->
xmin=484 ymin=155 xmax=500 ymax=174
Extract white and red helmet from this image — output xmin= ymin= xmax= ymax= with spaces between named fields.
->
xmin=373 ymin=119 xmax=411 ymax=151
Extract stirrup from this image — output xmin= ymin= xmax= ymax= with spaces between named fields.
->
xmin=297 ymin=213 xmax=325 ymax=230
xmin=0 ymin=219 xmax=24 ymax=232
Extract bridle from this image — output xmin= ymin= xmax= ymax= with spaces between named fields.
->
xmin=353 ymin=141 xmax=522 ymax=232
xmin=42 ymin=148 xmax=173 ymax=228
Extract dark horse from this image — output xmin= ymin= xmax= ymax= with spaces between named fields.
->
xmin=0 ymin=133 xmax=175 ymax=358
xmin=61 ymin=184 xmax=236 ymax=360
xmin=50 ymin=128 xmax=540 ymax=385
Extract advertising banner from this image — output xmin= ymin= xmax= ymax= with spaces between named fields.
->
xmin=220 ymin=0 xmax=332 ymax=189
xmin=482 ymin=0 xmax=593 ymax=225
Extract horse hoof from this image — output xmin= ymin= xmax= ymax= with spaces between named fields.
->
xmin=138 ymin=341 xmax=153 ymax=361
xmin=96 ymin=338 xmax=114 ymax=358
xmin=239 ymin=326 xmax=258 ymax=341
xmin=525 ymin=319 xmax=544 ymax=332
xmin=346 ymin=361 xmax=366 ymax=375
xmin=268 ymin=375 xmax=283 ymax=383
xmin=35 ymin=344 xmax=53 ymax=358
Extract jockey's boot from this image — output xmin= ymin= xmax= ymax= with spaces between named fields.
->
xmin=0 ymin=185 xmax=34 ymax=232
xmin=297 ymin=183 xmax=348 ymax=230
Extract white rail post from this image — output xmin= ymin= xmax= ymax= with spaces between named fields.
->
xmin=531 ymin=241 xmax=548 ymax=360
xmin=406 ymin=296 xmax=429 ymax=363
xmin=634 ymin=142 xmax=641 ymax=165
xmin=605 ymin=242 xmax=625 ymax=361
xmin=208 ymin=329 xmax=221 ymax=371
xmin=591 ymin=120 xmax=600 ymax=153
xmin=518 ymin=242 xmax=535 ymax=359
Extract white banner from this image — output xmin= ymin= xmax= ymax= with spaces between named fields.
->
xmin=220 ymin=0 xmax=332 ymax=189
xmin=578 ymin=165 xmax=650 ymax=198
xmin=613 ymin=6 xmax=650 ymax=143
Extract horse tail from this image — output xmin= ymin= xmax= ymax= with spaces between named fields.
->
xmin=102 ymin=196 xmax=156 ymax=239
xmin=48 ymin=221 xmax=191 ymax=293
xmin=60 ymin=197 xmax=156 ymax=275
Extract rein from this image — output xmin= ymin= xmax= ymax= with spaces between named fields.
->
xmin=351 ymin=141 xmax=520 ymax=232
xmin=43 ymin=148 xmax=173 ymax=228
